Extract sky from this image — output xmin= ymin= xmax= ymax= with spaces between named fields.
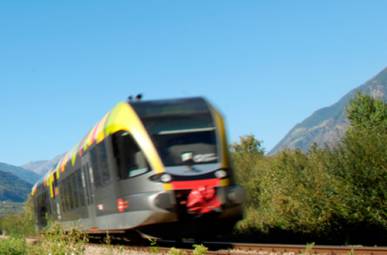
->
xmin=1 ymin=1 xmax=386 ymax=166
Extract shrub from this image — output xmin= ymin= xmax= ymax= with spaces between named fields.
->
xmin=0 ymin=237 xmax=27 ymax=255
xmin=30 ymin=223 xmax=88 ymax=255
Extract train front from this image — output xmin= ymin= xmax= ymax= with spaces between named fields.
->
xmin=132 ymin=97 xmax=244 ymax=237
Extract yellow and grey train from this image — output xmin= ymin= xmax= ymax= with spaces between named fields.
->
xmin=31 ymin=97 xmax=244 ymax=237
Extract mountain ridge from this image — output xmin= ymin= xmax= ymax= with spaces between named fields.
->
xmin=0 ymin=162 xmax=40 ymax=184
xmin=271 ymin=67 xmax=387 ymax=154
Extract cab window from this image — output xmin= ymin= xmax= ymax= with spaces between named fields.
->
xmin=112 ymin=131 xmax=149 ymax=179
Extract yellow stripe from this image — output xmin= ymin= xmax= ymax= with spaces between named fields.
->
xmin=163 ymin=183 xmax=173 ymax=190
xmin=48 ymin=172 xmax=54 ymax=198
xmin=84 ymin=126 xmax=96 ymax=149
xmin=96 ymin=113 xmax=109 ymax=143
xmin=210 ymin=106 xmax=230 ymax=169
xmin=219 ymin=178 xmax=230 ymax=187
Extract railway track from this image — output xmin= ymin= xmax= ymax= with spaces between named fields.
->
xmin=12 ymin=235 xmax=387 ymax=254
xmin=207 ymin=242 xmax=387 ymax=255
xmin=97 ymin=240 xmax=387 ymax=255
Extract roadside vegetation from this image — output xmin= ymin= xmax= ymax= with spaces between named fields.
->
xmin=233 ymin=93 xmax=387 ymax=245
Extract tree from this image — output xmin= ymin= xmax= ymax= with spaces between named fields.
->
xmin=334 ymin=93 xmax=387 ymax=229
xmin=231 ymin=135 xmax=265 ymax=155
xmin=347 ymin=92 xmax=387 ymax=132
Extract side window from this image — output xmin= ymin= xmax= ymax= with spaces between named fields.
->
xmin=76 ymin=170 xmax=85 ymax=207
xmin=71 ymin=173 xmax=79 ymax=209
xmin=68 ymin=175 xmax=74 ymax=210
xmin=64 ymin=179 xmax=70 ymax=212
xmin=59 ymin=180 xmax=66 ymax=212
xmin=112 ymin=131 xmax=150 ymax=179
xmin=90 ymin=141 xmax=110 ymax=187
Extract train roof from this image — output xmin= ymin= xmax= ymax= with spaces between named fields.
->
xmin=131 ymin=97 xmax=210 ymax=118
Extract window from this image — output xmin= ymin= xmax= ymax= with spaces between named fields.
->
xmin=152 ymin=130 xmax=217 ymax=166
xmin=90 ymin=141 xmax=110 ymax=187
xmin=112 ymin=131 xmax=149 ymax=179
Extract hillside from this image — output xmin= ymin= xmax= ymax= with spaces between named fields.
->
xmin=0 ymin=162 xmax=40 ymax=184
xmin=0 ymin=170 xmax=32 ymax=202
xmin=271 ymin=67 xmax=387 ymax=154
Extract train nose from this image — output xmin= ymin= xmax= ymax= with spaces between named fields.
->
xmin=149 ymin=191 xmax=176 ymax=211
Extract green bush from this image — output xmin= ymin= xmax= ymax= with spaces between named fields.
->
xmin=236 ymin=147 xmax=345 ymax=234
xmin=0 ymin=237 xmax=27 ymax=255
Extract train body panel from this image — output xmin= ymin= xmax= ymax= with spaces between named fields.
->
xmin=31 ymin=97 xmax=244 ymax=237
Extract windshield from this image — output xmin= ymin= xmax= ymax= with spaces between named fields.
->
xmin=132 ymin=98 xmax=218 ymax=167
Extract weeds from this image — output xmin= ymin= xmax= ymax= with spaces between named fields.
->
xmin=302 ymin=242 xmax=315 ymax=255
xmin=167 ymin=247 xmax=186 ymax=255
xmin=30 ymin=223 xmax=88 ymax=255
xmin=192 ymin=244 xmax=208 ymax=255
xmin=147 ymin=237 xmax=160 ymax=254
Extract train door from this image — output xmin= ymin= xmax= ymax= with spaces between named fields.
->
xmin=81 ymin=153 xmax=96 ymax=229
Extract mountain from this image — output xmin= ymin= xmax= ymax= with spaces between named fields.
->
xmin=271 ymin=67 xmax=387 ymax=154
xmin=0 ymin=170 xmax=32 ymax=202
xmin=0 ymin=162 xmax=40 ymax=184
xmin=22 ymin=154 xmax=63 ymax=176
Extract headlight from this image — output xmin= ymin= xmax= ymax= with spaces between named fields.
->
xmin=214 ymin=169 xmax=227 ymax=179
xmin=160 ymin=173 xmax=172 ymax=183
xmin=149 ymin=173 xmax=173 ymax=183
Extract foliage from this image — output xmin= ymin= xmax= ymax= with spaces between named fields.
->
xmin=234 ymin=94 xmax=387 ymax=244
xmin=236 ymin=147 xmax=345 ymax=234
xmin=332 ymin=93 xmax=387 ymax=228
xmin=347 ymin=92 xmax=387 ymax=132
xmin=0 ymin=237 xmax=27 ymax=255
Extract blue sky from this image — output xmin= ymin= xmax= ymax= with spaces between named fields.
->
xmin=1 ymin=1 xmax=386 ymax=165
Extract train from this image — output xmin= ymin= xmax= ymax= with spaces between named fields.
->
xmin=31 ymin=97 xmax=244 ymax=238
